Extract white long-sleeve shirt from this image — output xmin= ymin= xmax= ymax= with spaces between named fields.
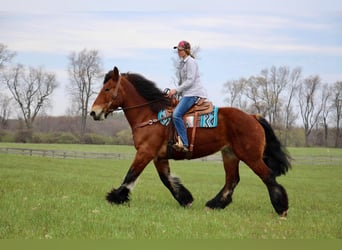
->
xmin=176 ymin=55 xmax=207 ymax=98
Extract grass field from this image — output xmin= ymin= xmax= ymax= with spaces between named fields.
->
xmin=0 ymin=143 xmax=341 ymax=239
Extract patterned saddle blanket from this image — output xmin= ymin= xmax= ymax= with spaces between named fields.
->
xmin=158 ymin=106 xmax=219 ymax=128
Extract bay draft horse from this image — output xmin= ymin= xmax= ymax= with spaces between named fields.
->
xmin=90 ymin=66 xmax=291 ymax=217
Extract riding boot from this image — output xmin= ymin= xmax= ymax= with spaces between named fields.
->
xmin=173 ymin=136 xmax=189 ymax=152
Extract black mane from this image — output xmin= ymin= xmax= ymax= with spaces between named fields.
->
xmin=104 ymin=70 xmax=171 ymax=113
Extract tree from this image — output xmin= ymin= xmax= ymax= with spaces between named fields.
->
xmin=298 ymin=75 xmax=323 ymax=146
xmin=282 ymin=67 xmax=301 ymax=145
xmin=1 ymin=64 xmax=58 ymax=131
xmin=320 ymin=83 xmax=332 ymax=146
xmin=223 ymin=78 xmax=248 ymax=109
xmin=331 ymin=81 xmax=342 ymax=147
xmin=0 ymin=43 xmax=15 ymax=69
xmin=258 ymin=66 xmax=294 ymax=127
xmin=234 ymin=66 xmax=298 ymax=128
xmin=67 ymin=49 xmax=103 ymax=141
xmin=0 ymin=43 xmax=15 ymax=128
xmin=0 ymin=93 xmax=12 ymax=128
xmin=243 ymin=75 xmax=268 ymax=116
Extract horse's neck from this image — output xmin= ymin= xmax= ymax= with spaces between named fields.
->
xmin=124 ymin=106 xmax=153 ymax=129
xmin=121 ymin=86 xmax=154 ymax=129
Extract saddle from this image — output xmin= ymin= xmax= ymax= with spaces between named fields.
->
xmin=185 ymin=98 xmax=213 ymax=116
xmin=165 ymin=98 xmax=213 ymax=118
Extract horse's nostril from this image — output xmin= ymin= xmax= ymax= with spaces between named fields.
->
xmin=90 ymin=111 xmax=95 ymax=117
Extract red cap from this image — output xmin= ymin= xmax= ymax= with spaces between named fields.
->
xmin=173 ymin=40 xmax=191 ymax=50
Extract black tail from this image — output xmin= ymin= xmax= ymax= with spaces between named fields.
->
xmin=257 ymin=116 xmax=291 ymax=177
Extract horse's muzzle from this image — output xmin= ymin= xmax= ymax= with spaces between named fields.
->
xmin=90 ymin=106 xmax=105 ymax=120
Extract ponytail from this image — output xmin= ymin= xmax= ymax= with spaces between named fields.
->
xmin=185 ymin=49 xmax=195 ymax=58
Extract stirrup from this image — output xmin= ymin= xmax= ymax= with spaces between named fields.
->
xmin=172 ymin=136 xmax=189 ymax=152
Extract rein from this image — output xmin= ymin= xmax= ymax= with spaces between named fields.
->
xmin=118 ymin=101 xmax=172 ymax=130
xmin=108 ymin=99 xmax=161 ymax=113
xmin=118 ymin=99 xmax=160 ymax=111
xmin=133 ymin=113 xmax=172 ymax=129
xmin=112 ymin=75 xmax=122 ymax=98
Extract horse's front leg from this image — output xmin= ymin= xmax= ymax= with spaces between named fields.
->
xmin=106 ymin=152 xmax=153 ymax=205
xmin=153 ymin=158 xmax=194 ymax=207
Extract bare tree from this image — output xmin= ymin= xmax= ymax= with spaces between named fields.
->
xmin=0 ymin=43 xmax=15 ymax=69
xmin=67 ymin=49 xmax=103 ymax=141
xmin=320 ymin=83 xmax=332 ymax=146
xmin=282 ymin=67 xmax=301 ymax=145
xmin=223 ymin=78 xmax=248 ymax=109
xmin=1 ymin=64 xmax=58 ymax=130
xmin=268 ymin=66 xmax=290 ymax=125
xmin=298 ymin=75 xmax=323 ymax=146
xmin=256 ymin=66 xmax=294 ymax=127
xmin=243 ymin=75 xmax=269 ymax=116
xmin=331 ymin=81 xmax=342 ymax=147
xmin=238 ymin=66 xmax=295 ymax=127
xmin=0 ymin=93 xmax=12 ymax=128
xmin=0 ymin=43 xmax=15 ymax=127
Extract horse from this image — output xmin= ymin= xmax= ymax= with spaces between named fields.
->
xmin=90 ymin=66 xmax=291 ymax=217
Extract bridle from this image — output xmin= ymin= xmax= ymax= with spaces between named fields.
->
xmin=104 ymin=75 xmax=172 ymax=128
xmin=111 ymin=75 xmax=122 ymax=99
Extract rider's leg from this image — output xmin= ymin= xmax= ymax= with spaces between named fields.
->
xmin=173 ymin=96 xmax=198 ymax=148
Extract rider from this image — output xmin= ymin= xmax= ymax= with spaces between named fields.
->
xmin=167 ymin=40 xmax=207 ymax=152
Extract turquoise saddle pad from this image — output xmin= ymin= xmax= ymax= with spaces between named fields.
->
xmin=157 ymin=106 xmax=218 ymax=128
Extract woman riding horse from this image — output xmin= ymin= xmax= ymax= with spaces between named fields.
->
xmin=167 ymin=40 xmax=207 ymax=153
xmin=90 ymin=66 xmax=291 ymax=217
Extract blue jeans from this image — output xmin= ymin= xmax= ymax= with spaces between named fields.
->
xmin=173 ymin=96 xmax=198 ymax=147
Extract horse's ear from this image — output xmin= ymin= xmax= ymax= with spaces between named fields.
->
xmin=113 ymin=66 xmax=120 ymax=81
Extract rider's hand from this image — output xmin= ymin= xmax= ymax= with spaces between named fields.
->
xmin=167 ymin=89 xmax=177 ymax=98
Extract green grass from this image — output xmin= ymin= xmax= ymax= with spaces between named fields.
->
xmin=0 ymin=143 xmax=341 ymax=239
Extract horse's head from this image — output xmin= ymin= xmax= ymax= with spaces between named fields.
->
xmin=90 ymin=66 xmax=123 ymax=120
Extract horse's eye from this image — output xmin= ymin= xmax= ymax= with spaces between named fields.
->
xmin=105 ymin=88 xmax=110 ymax=92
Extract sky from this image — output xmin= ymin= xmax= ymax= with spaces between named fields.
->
xmin=1 ymin=0 xmax=341 ymax=116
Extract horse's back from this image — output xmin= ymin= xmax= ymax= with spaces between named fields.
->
xmin=216 ymin=106 xmax=266 ymax=158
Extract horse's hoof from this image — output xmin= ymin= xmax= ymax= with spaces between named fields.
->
xmin=280 ymin=210 xmax=288 ymax=219
xmin=185 ymin=202 xmax=192 ymax=208
xmin=204 ymin=206 xmax=213 ymax=212
xmin=106 ymin=186 xmax=130 ymax=204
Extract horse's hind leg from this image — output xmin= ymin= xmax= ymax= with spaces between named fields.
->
xmin=206 ymin=147 xmax=240 ymax=209
xmin=246 ymin=159 xmax=288 ymax=216
xmin=153 ymin=158 xmax=194 ymax=207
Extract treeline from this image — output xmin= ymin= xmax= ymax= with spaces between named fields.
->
xmin=223 ymin=66 xmax=341 ymax=147
xmin=0 ymin=113 xmax=133 ymax=145
xmin=0 ymin=112 xmax=340 ymax=147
